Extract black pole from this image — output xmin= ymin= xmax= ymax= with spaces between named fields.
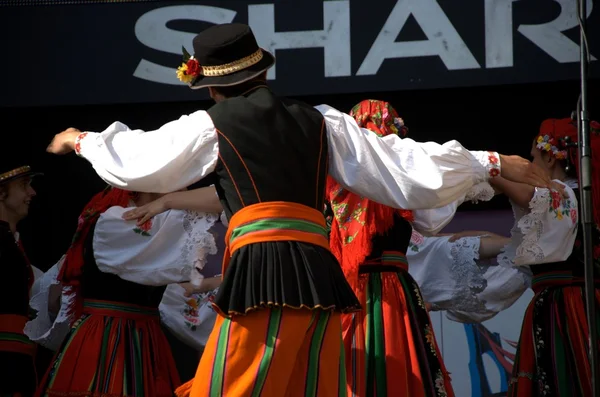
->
xmin=576 ymin=0 xmax=598 ymax=395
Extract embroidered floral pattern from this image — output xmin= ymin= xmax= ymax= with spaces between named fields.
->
xmin=330 ymin=200 xmax=366 ymax=244
xmin=424 ymin=324 xmax=437 ymax=355
xmin=409 ymin=230 xmax=423 ymax=252
xmin=487 ymin=151 xmax=501 ymax=178
xmin=548 ymin=190 xmax=575 ymax=221
xmin=510 ymin=290 xmax=550 ymax=394
xmin=133 ymin=219 xmax=152 ymax=237
xmin=182 ymin=290 xmax=217 ymax=331
xmin=500 ymin=180 xmax=578 ymax=267
xmin=74 ymin=132 xmax=88 ymax=156
xmin=435 ymin=370 xmax=449 ymax=397
xmin=414 ymin=285 xmax=426 ymax=310
xmin=349 ymin=99 xmax=408 ymax=138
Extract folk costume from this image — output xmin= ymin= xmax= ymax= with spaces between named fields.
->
xmin=34 ymin=187 xmax=220 ymax=397
xmin=0 ymin=161 xmax=42 ymax=397
xmin=505 ymin=119 xmax=600 ymax=397
xmin=68 ymin=23 xmax=503 ymax=397
xmin=159 ymin=215 xmax=226 ymax=381
xmin=407 ymin=230 xmax=530 ymax=323
xmin=326 ymin=100 xmax=497 ymax=397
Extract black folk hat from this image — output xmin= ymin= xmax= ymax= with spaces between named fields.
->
xmin=0 ymin=158 xmax=42 ymax=186
xmin=176 ymin=23 xmax=275 ymax=90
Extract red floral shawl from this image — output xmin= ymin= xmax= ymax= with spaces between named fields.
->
xmin=325 ymin=100 xmax=413 ymax=293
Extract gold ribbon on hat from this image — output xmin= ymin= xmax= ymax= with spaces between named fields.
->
xmin=0 ymin=166 xmax=30 ymax=183
xmin=200 ymin=49 xmax=264 ymax=77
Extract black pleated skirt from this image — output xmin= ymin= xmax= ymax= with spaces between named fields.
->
xmin=214 ymin=241 xmax=361 ymax=316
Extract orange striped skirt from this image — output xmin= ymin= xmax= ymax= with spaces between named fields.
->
xmin=36 ymin=299 xmax=180 ymax=397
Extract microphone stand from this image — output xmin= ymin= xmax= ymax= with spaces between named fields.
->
xmin=575 ymin=0 xmax=598 ymax=395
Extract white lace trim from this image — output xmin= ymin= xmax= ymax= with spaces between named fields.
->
xmin=180 ymin=211 xmax=220 ymax=287
xmin=498 ymin=179 xmax=578 ymax=268
xmin=515 ymin=188 xmax=550 ymax=264
xmin=220 ymin=211 xmax=229 ymax=227
xmin=447 ymin=237 xmax=489 ymax=313
xmin=24 ymin=258 xmax=74 ymax=351
xmin=465 ymin=182 xmax=495 ymax=203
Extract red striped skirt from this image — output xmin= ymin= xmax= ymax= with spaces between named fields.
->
xmin=509 ymin=271 xmax=600 ymax=396
xmin=342 ymin=251 xmax=454 ymax=397
xmin=36 ymin=299 xmax=180 ymax=397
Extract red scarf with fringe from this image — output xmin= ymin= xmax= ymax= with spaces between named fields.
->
xmin=59 ymin=186 xmax=132 ymax=324
xmin=326 ymin=100 xmax=413 ymax=294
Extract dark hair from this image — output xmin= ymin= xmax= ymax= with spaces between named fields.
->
xmin=211 ymin=73 xmax=267 ymax=98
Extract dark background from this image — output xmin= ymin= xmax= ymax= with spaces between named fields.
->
xmin=0 ymin=0 xmax=598 ymax=107
xmin=0 ymin=0 xmax=598 ymax=270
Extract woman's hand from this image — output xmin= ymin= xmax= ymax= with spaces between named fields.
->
xmin=179 ymin=276 xmax=222 ymax=297
xmin=122 ymin=197 xmax=168 ymax=225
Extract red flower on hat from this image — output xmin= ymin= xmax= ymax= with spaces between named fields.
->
xmin=186 ymin=58 xmax=202 ymax=77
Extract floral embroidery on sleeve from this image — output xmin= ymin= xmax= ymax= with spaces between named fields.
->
xmin=548 ymin=190 xmax=576 ymax=222
xmin=409 ymin=230 xmax=424 ymax=252
xmin=183 ymin=291 xmax=216 ymax=331
xmin=487 ymin=151 xmax=500 ymax=178
xmin=133 ymin=219 xmax=152 ymax=237
xmin=74 ymin=132 xmax=88 ymax=156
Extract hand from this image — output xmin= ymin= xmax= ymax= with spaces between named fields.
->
xmin=47 ymin=128 xmax=81 ymax=155
xmin=179 ymin=277 xmax=222 ymax=297
xmin=122 ymin=197 xmax=168 ymax=225
xmin=179 ymin=282 xmax=199 ymax=297
xmin=499 ymin=155 xmax=553 ymax=189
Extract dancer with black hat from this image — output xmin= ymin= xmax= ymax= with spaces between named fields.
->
xmin=47 ymin=23 xmax=558 ymax=397
xmin=0 ymin=160 xmax=41 ymax=396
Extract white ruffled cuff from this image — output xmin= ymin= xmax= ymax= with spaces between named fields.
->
xmin=465 ymin=182 xmax=495 ymax=204
xmin=24 ymin=258 xmax=73 ymax=351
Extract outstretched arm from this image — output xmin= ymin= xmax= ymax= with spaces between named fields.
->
xmin=317 ymin=104 xmax=553 ymax=210
xmin=46 ymin=110 xmax=219 ymax=193
xmin=122 ymin=186 xmax=223 ymax=225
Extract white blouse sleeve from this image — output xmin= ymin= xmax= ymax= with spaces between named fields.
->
xmin=445 ymin=263 xmax=531 ymax=324
xmin=159 ymin=284 xmax=219 ymax=351
xmin=75 ymin=110 xmax=219 ymax=193
xmin=93 ymin=207 xmax=220 ymax=286
xmin=497 ymin=180 xmax=578 ymax=267
xmin=407 ymin=231 xmax=530 ymax=323
xmin=24 ymin=257 xmax=74 ymax=351
xmin=316 ymin=104 xmax=501 ymax=210
xmin=412 ymin=182 xmax=496 ymax=235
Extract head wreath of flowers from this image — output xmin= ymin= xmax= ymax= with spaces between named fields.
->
xmin=536 ymin=134 xmax=568 ymax=160
xmin=176 ymin=47 xmax=202 ymax=84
